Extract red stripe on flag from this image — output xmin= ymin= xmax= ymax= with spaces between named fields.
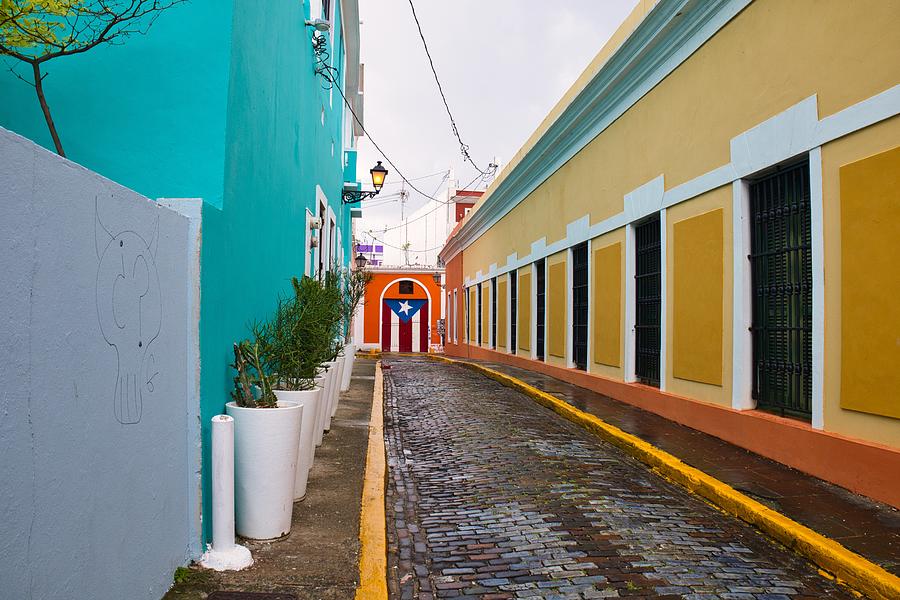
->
xmin=381 ymin=302 xmax=391 ymax=352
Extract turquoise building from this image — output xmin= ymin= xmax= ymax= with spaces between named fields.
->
xmin=0 ymin=0 xmax=366 ymax=544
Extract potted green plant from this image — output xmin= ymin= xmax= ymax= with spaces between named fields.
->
xmin=289 ymin=275 xmax=342 ymax=446
xmin=225 ymin=340 xmax=302 ymax=540
xmin=252 ymin=280 xmax=330 ymax=502
xmin=338 ymin=264 xmax=372 ymax=392
xmin=319 ymin=270 xmax=346 ymax=431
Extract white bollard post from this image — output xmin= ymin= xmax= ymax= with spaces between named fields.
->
xmin=200 ymin=415 xmax=253 ymax=571
xmin=212 ymin=414 xmax=236 ymax=552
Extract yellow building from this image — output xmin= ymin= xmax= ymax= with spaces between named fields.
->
xmin=440 ymin=0 xmax=900 ymax=508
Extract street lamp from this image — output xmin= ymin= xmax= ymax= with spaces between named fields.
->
xmin=354 ymin=253 xmax=369 ymax=270
xmin=432 ymin=271 xmax=443 ymax=287
xmin=370 ymin=161 xmax=387 ymax=192
xmin=342 ymin=161 xmax=389 ymax=204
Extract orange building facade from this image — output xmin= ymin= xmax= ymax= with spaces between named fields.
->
xmin=356 ymin=268 xmax=444 ymax=352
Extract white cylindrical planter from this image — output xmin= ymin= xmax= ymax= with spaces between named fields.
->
xmin=340 ymin=343 xmax=356 ymax=392
xmin=332 ymin=354 xmax=346 ymax=417
xmin=314 ymin=369 xmax=331 ymax=446
xmin=200 ymin=415 xmax=253 ymax=571
xmin=273 ymin=388 xmax=321 ymax=501
xmin=323 ymin=361 xmax=338 ymax=431
xmin=226 ymin=400 xmax=302 ymax=540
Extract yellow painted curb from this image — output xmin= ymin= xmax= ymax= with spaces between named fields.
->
xmin=430 ymin=355 xmax=900 ymax=600
xmin=355 ymin=361 xmax=388 ymax=600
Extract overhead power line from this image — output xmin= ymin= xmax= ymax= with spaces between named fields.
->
xmin=330 ymin=75 xmax=461 ymax=206
xmin=406 ymin=0 xmax=497 ymax=178
xmin=366 ymin=231 xmax=447 ymax=254
xmin=367 ymin=169 xmax=484 ymax=234
xmin=380 ymin=169 xmax=450 ymax=186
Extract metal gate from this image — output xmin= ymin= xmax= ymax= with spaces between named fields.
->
xmin=749 ymin=161 xmax=812 ymax=419
xmin=536 ymin=259 xmax=546 ymax=361
xmin=477 ymin=284 xmax=483 ymax=345
xmin=635 ymin=216 xmax=661 ymax=387
xmin=510 ymin=270 xmax=517 ymax=354
xmin=572 ymin=242 xmax=589 ymax=370
xmin=491 ymin=278 xmax=497 ymax=347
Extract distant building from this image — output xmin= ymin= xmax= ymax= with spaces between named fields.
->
xmin=354 ymin=267 xmax=443 ymax=352
xmin=352 ymin=188 xmax=482 ymax=352
xmin=439 ymin=0 xmax=900 ymax=508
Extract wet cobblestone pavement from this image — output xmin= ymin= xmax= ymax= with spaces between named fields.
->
xmin=384 ymin=357 xmax=854 ymax=599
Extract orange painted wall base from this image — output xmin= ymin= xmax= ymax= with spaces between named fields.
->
xmin=444 ymin=341 xmax=900 ymax=509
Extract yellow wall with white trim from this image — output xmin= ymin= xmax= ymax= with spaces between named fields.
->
xmin=666 ymin=190 xmax=733 ymax=407
xmin=590 ymin=230 xmax=625 ymax=379
xmin=455 ymin=0 xmax=900 ymax=449
xmin=462 ymin=0 xmax=900 ymax=280
xmin=497 ymin=275 xmax=508 ymax=351
xmin=822 ymin=116 xmax=900 ymax=448
xmin=547 ymin=252 xmax=568 ymax=366
xmin=481 ymin=281 xmax=491 ymax=348
xmin=468 ymin=287 xmax=476 ymax=343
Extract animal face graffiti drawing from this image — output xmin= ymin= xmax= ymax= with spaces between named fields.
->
xmin=95 ymin=200 xmax=162 ymax=424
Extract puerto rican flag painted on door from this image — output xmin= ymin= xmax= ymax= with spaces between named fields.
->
xmin=381 ymin=298 xmax=428 ymax=353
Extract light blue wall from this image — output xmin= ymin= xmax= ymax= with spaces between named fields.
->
xmin=0 ymin=0 xmax=357 ymax=550
xmin=0 ymin=1 xmax=233 ymax=206
xmin=198 ymin=0 xmax=355 ymax=541
xmin=0 ymin=127 xmax=198 ymax=600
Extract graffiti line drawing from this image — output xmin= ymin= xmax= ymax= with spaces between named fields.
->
xmin=95 ymin=197 xmax=162 ymax=424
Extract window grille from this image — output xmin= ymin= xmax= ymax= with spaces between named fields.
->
xmin=536 ymin=260 xmax=546 ymax=361
xmin=491 ymin=278 xmax=497 ymax=348
xmin=477 ymin=285 xmax=483 ymax=345
xmin=635 ymin=217 xmax=661 ymax=387
xmin=749 ymin=160 xmax=812 ymax=419
xmin=510 ymin=270 xmax=518 ymax=354
xmin=572 ymin=243 xmax=589 ymax=370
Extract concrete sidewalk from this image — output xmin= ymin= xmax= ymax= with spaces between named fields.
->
xmin=452 ymin=357 xmax=900 ymax=578
xmin=164 ymin=358 xmax=377 ymax=600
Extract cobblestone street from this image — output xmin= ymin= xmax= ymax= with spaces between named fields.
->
xmin=384 ymin=357 xmax=853 ymax=599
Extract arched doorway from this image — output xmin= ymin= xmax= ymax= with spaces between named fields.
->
xmin=379 ymin=278 xmax=432 ymax=352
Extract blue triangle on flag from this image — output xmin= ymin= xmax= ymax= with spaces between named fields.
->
xmin=385 ymin=298 xmax=426 ymax=323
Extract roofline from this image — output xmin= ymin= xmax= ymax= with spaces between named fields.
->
xmin=440 ymin=0 xmax=751 ymax=264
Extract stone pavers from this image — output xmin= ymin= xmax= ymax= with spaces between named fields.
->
xmin=384 ymin=357 xmax=854 ymax=599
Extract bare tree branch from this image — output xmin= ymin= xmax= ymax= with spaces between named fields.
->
xmin=0 ymin=0 xmax=186 ymax=155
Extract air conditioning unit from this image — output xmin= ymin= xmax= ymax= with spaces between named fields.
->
xmin=308 ymin=215 xmax=324 ymax=230
xmin=310 ymin=235 xmax=319 ymax=249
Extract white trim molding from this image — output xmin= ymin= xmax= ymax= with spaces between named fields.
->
xmin=456 ymin=87 xmax=900 ymax=290
xmin=731 ymin=179 xmax=754 ymax=411
xmin=566 ymin=247 xmax=575 ymax=368
xmin=809 ymin=146 xmax=825 ymax=431
xmin=658 ymin=208 xmax=668 ymax=392
xmin=624 ymin=224 xmax=637 ymax=383
xmin=530 ymin=262 xmax=538 ymax=361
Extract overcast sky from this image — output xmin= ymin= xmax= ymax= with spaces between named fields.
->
xmin=354 ymin=0 xmax=638 ymax=264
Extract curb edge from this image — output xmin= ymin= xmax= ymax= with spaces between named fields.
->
xmin=355 ymin=360 xmax=388 ymax=600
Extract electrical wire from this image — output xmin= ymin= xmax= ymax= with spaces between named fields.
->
xmin=329 ymin=75 xmax=462 ymax=206
xmin=366 ymin=230 xmax=447 ymax=254
xmin=406 ymin=0 xmax=497 ymax=177
xmin=366 ymin=169 xmax=484 ymax=234
xmin=380 ymin=169 xmax=450 ymax=186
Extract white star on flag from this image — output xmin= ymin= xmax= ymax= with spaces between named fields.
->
xmin=398 ymin=301 xmax=412 ymax=315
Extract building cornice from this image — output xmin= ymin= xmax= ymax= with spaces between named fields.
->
xmin=439 ymin=0 xmax=751 ymax=264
